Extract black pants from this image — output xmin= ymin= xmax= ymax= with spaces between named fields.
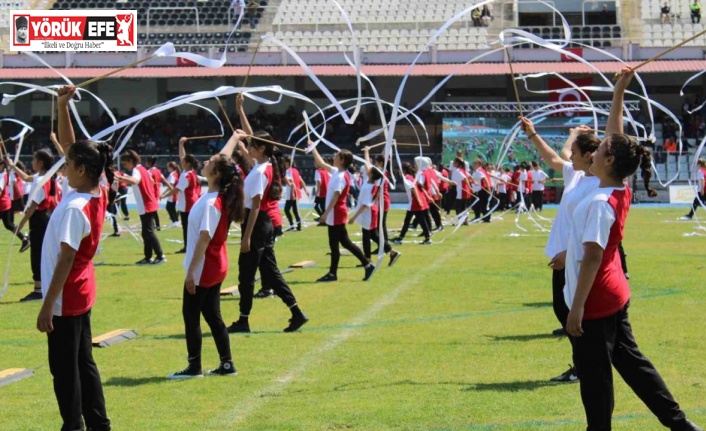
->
xmin=314 ymin=196 xmax=326 ymax=216
xmin=688 ymin=193 xmax=704 ymax=216
xmin=117 ymin=186 xmax=129 ymax=218
xmin=0 ymin=209 xmax=25 ymax=241
xmin=238 ymin=211 xmax=297 ymax=316
xmin=498 ymin=192 xmax=508 ymax=210
xmin=552 ymin=269 xmax=570 ymax=328
xmin=532 ymin=190 xmax=544 ymax=211
xmin=29 ymin=209 xmax=50 ymax=282
xmin=107 ymin=203 xmax=119 ymax=234
xmin=327 ymin=224 xmax=368 ymax=275
xmin=180 ymin=211 xmax=189 ymax=247
xmin=618 ymin=242 xmax=628 ymax=275
xmin=11 ymin=197 xmax=25 ymax=212
xmin=455 ymin=198 xmax=470 ymax=222
xmin=571 ymin=303 xmax=689 ymax=431
xmin=472 ymin=190 xmax=491 ymax=222
xmin=382 ymin=210 xmax=389 ymax=243
xmin=183 ymin=283 xmax=231 ymax=365
xmin=47 ymin=311 xmax=110 ymax=431
xmin=442 ymin=189 xmax=454 ymax=214
xmin=284 ymin=199 xmax=301 ymax=229
xmin=692 ymin=12 xmax=701 ymax=23
xmin=400 ymin=210 xmax=430 ymax=240
xmin=429 ymin=201 xmax=442 ymax=229
xmin=140 ymin=212 xmax=163 ymax=259
xmin=362 ymin=227 xmax=391 ymax=258
xmin=166 ymin=201 xmax=178 ymax=223
xmin=154 ymin=210 xmax=161 ymax=229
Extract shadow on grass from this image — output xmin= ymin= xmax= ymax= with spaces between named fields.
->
xmin=521 ymin=302 xmax=553 ymax=308
xmin=104 ymin=376 xmax=168 ymax=387
xmin=321 ymin=379 xmax=558 ymax=395
xmin=485 ymin=333 xmax=558 ymax=342
xmin=464 ymin=380 xmax=557 ymax=392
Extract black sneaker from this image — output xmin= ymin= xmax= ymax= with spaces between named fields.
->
xmin=363 ymin=264 xmax=376 ymax=281
xmin=552 ymin=327 xmax=566 ymax=336
xmin=316 ymin=273 xmax=337 ymax=283
xmin=124 ymin=216 xmax=130 ymax=221
xmin=624 ymin=272 xmax=630 ymax=280
xmin=136 ymin=258 xmax=153 ymax=265
xmin=19 ymin=238 xmax=30 ymax=253
xmin=227 ymin=320 xmax=251 ymax=333
xmin=110 ymin=232 xmax=121 ymax=237
xmin=390 ymin=237 xmax=403 ymax=245
xmin=205 ymin=361 xmax=237 ymax=376
xmin=420 ymin=238 xmax=432 ymax=245
xmin=151 ymin=256 xmax=167 ymax=265
xmin=19 ymin=291 xmax=42 ymax=302
xmin=356 ymin=263 xmax=367 ymax=268
xmin=284 ymin=313 xmax=309 ymax=332
xmin=168 ymin=364 xmax=203 ymax=380
xmin=155 ymin=226 xmax=161 ymax=232
xmin=254 ymin=289 xmax=274 ymax=299
xmin=175 ymin=248 xmax=186 ymax=254
xmin=550 ymin=365 xmax=579 ymax=383
xmin=388 ymin=251 xmax=401 ymax=267
xmin=680 ymin=214 xmax=694 ymax=220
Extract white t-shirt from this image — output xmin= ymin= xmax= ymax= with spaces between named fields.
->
xmin=497 ymin=173 xmax=510 ymax=194
xmin=354 ymin=182 xmax=375 ymax=230
xmin=183 ymin=191 xmax=221 ymax=286
xmin=176 ymin=170 xmax=191 ymax=212
xmin=451 ymin=169 xmax=467 ymax=200
xmin=8 ymin=171 xmax=16 ymax=200
xmin=696 ymin=169 xmax=704 ymax=194
xmin=518 ymin=171 xmax=527 ymax=194
xmin=244 ymin=162 xmax=269 ymax=210
xmin=24 ymin=176 xmax=33 ymax=196
xmin=564 ymin=187 xmax=619 ymax=309
xmin=283 ymin=168 xmax=293 ymax=200
xmin=31 ymin=174 xmax=47 ymax=206
xmin=471 ymin=170 xmax=485 ymax=192
xmin=544 ymin=162 xmax=600 ymax=258
xmin=130 ymin=167 xmax=147 ymax=215
xmin=41 ymin=190 xmax=93 ymax=315
xmin=325 ymin=168 xmax=347 ymax=226
xmin=403 ymin=176 xmax=416 ymax=211
xmin=532 ymin=169 xmax=548 ymax=191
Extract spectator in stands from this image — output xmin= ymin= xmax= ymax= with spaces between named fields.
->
xmin=661 ymin=2 xmax=672 ymax=24
xmin=247 ymin=1 xmax=260 ymax=30
xmin=599 ymin=4 xmax=612 ymax=24
xmin=692 ymin=0 xmax=702 ymax=23
xmin=472 ymin=8 xmax=482 ymax=27
xmin=664 ymin=136 xmax=677 ymax=152
xmin=481 ymin=5 xmax=492 ymax=26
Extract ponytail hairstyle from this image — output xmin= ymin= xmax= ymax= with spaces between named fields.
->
xmin=68 ymin=140 xmax=116 ymax=203
xmin=530 ymin=160 xmax=539 ymax=169
xmin=337 ymin=150 xmax=354 ymax=170
xmin=607 ymin=134 xmax=657 ymax=197
xmin=697 ymin=158 xmax=706 ymax=169
xmin=453 ymin=157 xmax=464 ymax=170
xmin=575 ymin=133 xmax=601 ymax=155
xmin=212 ymin=154 xmax=245 ymax=224
xmin=146 ymin=156 xmax=157 ymax=168
xmin=231 ymin=151 xmax=251 ymax=176
xmin=34 ymin=149 xmax=56 ymax=196
xmin=252 ymin=130 xmax=283 ymax=200
xmin=402 ymin=161 xmax=415 ymax=176
xmin=183 ymin=154 xmax=199 ymax=171
xmin=167 ymin=161 xmax=182 ymax=176
xmin=283 ymin=155 xmax=294 ymax=169
xmin=123 ymin=149 xmax=141 ymax=165
xmin=368 ymin=165 xmax=383 ymax=183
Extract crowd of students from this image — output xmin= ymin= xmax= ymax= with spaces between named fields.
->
xmin=5 ymin=78 xmax=703 ymax=431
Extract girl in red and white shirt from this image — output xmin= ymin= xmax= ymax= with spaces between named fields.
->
xmin=37 ymin=85 xmax=113 ymax=431
xmin=227 ymin=130 xmax=308 ymax=333
xmin=309 ymin=143 xmax=375 ymax=283
xmin=10 ymin=149 xmax=58 ymax=302
xmin=115 ymin=150 xmax=166 ymax=265
xmin=165 ymin=161 xmax=181 ymax=224
xmin=314 ymin=162 xmax=330 ymax=218
xmin=168 ymin=133 xmax=245 ymax=379
xmin=439 ymin=157 xmax=473 ymax=225
xmin=392 ymin=162 xmax=432 ymax=244
xmin=164 ymin=138 xmax=201 ymax=254
xmin=565 ymin=69 xmax=701 ymax=431
xmin=283 ymin=155 xmax=309 ymax=232
xmin=0 ymin=158 xmax=29 ymax=248
xmin=146 ymin=156 xmax=174 ymax=232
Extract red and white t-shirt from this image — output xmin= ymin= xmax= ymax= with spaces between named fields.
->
xmin=404 ymin=173 xmax=429 ymax=211
xmin=41 ymin=188 xmax=107 ymax=317
xmin=130 ymin=165 xmax=158 ymax=215
xmin=9 ymin=171 xmax=23 ymax=201
xmin=32 ymin=174 xmax=58 ymax=212
xmin=149 ymin=167 xmax=163 ymax=201
xmin=183 ymin=191 xmax=230 ymax=287
xmin=525 ymin=171 xmax=534 ymax=194
xmin=354 ymin=182 xmax=378 ymax=231
xmin=325 ymin=168 xmax=350 ymax=226
xmin=315 ymin=168 xmax=330 ymax=198
xmin=382 ymin=171 xmax=391 ymax=212
xmin=0 ymin=172 xmax=11 ymax=212
xmin=176 ymin=170 xmax=199 ymax=213
xmin=564 ymin=186 xmax=631 ymax=320
xmin=451 ymin=168 xmax=471 ymax=200
xmin=244 ymin=162 xmax=282 ymax=228
xmin=285 ymin=167 xmax=302 ymax=200
xmin=532 ymin=169 xmax=548 ymax=192
xmin=168 ymin=171 xmax=179 ymax=203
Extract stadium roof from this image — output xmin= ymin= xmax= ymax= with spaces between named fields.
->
xmin=2 ymin=60 xmax=705 ymax=80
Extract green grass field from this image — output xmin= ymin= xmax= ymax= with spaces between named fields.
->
xmin=1 ymin=207 xmax=704 ymax=431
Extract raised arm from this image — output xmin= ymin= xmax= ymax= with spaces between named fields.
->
xmin=520 ymin=117 xmax=569 ymax=172
xmin=307 ymin=140 xmax=334 ymax=173
xmin=57 ymin=86 xmax=76 ymax=154
xmin=220 ymin=129 xmax=248 ymax=157
xmin=606 ymin=67 xmax=635 ymax=136
xmin=236 ymin=93 xmax=253 ymax=144
xmin=178 ymin=137 xmax=187 ymax=164
xmin=6 ymin=158 xmax=33 ymax=183
xmin=50 ymin=132 xmax=64 ymax=157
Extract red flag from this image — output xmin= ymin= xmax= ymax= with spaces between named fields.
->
xmin=561 ymin=48 xmax=583 ymax=62
xmin=548 ymin=77 xmax=592 ymax=117
xmin=176 ymin=57 xmax=197 ymax=67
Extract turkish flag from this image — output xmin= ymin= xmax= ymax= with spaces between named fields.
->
xmin=548 ymin=77 xmax=592 ymax=117
xmin=176 ymin=57 xmax=197 ymax=67
xmin=561 ymin=48 xmax=583 ymax=62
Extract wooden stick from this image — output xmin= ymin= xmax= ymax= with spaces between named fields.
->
xmin=0 ymin=135 xmax=6 ymax=159
xmin=76 ymin=56 xmax=153 ymax=88
xmin=633 ymin=28 xmax=706 ymax=72
xmin=242 ymin=38 xmax=263 ymax=89
xmin=367 ymin=141 xmax=429 ymax=149
xmin=215 ymin=98 xmax=235 ymax=133
xmin=50 ymin=95 xmax=55 ymax=134
xmin=505 ymin=46 xmax=523 ymax=117
xmin=247 ymin=134 xmax=307 ymax=153
xmin=184 ymin=134 xmax=223 ymax=142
